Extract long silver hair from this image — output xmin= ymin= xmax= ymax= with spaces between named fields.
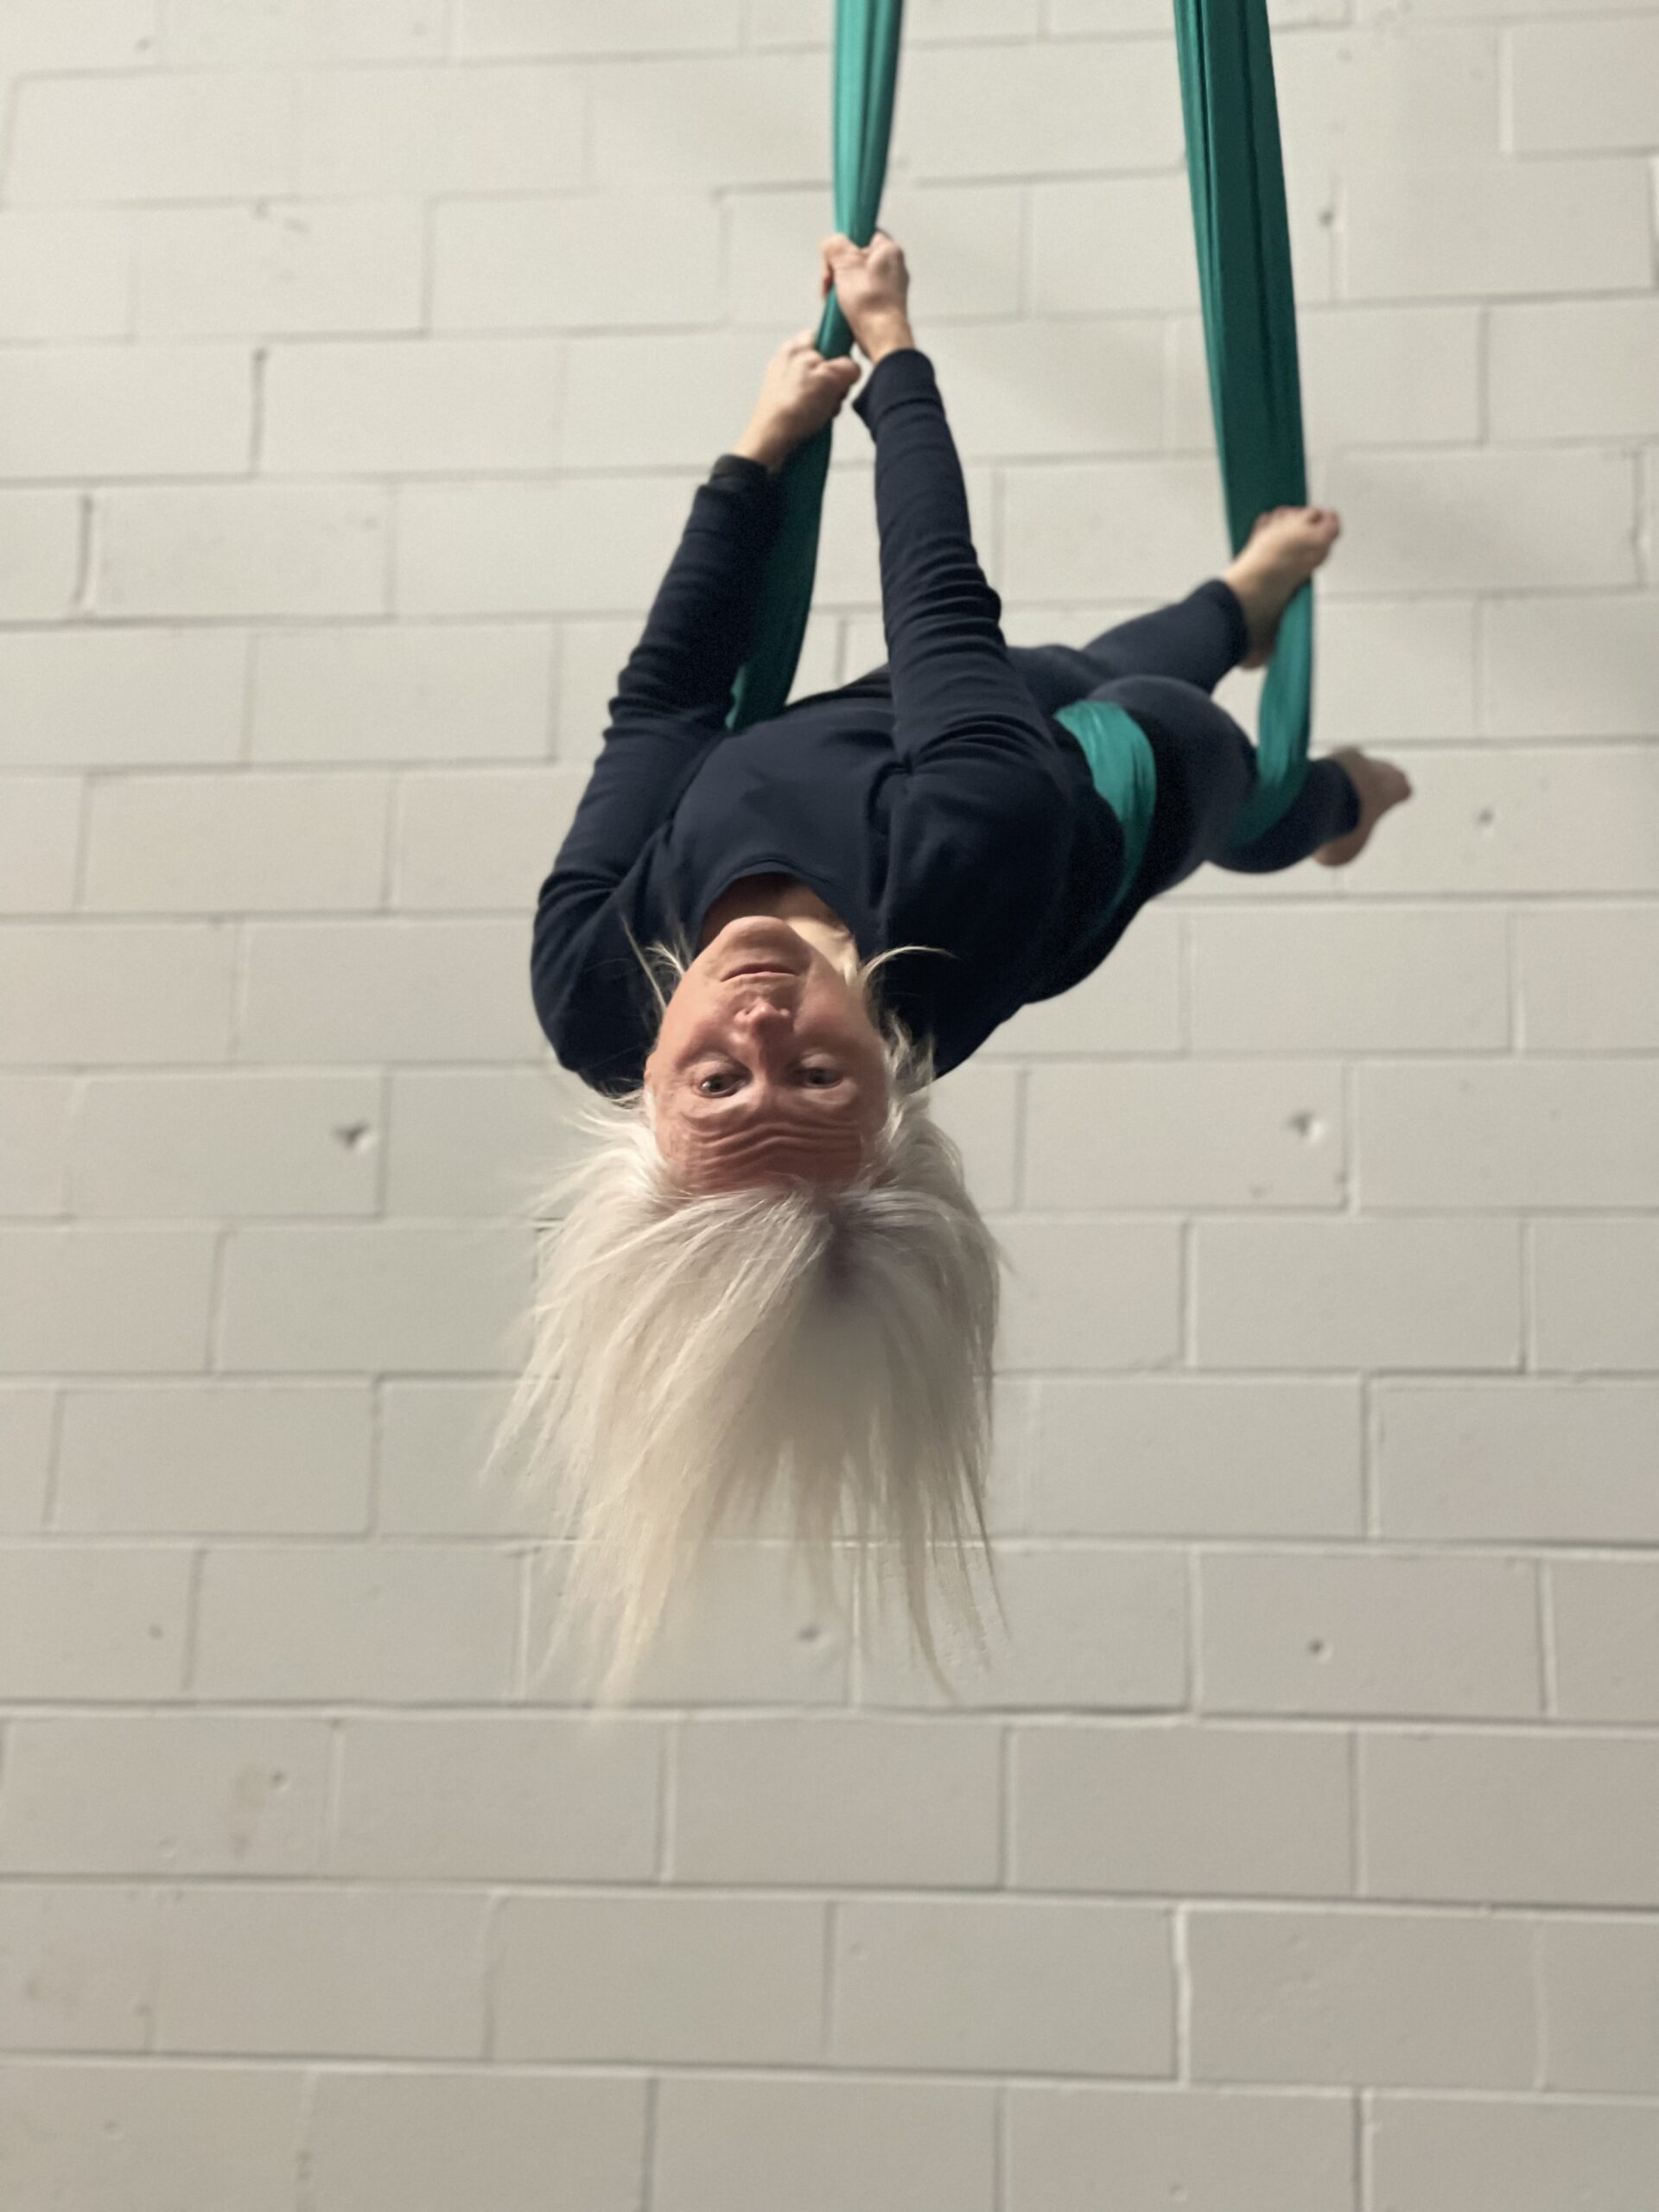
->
xmin=486 ymin=923 xmax=1009 ymax=1703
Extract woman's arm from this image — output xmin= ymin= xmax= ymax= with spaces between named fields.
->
xmin=830 ymin=232 xmax=1074 ymax=954
xmin=538 ymin=331 xmax=864 ymax=905
xmin=608 ymin=331 xmax=862 ymax=731
xmin=830 ymin=232 xmax=1059 ymax=784
xmin=530 ymin=327 xmax=862 ymax=1054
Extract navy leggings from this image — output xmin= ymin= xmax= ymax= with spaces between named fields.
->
xmin=1002 ymin=577 xmax=1360 ymax=897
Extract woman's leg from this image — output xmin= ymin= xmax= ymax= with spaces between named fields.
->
xmin=1013 ymin=507 xmax=1347 ymax=716
xmin=1100 ymin=673 xmax=1359 ymax=897
xmin=1006 ymin=579 xmax=1249 ymax=718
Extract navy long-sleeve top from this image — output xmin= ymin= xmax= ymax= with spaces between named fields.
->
xmin=530 ymin=346 xmax=1135 ymax=1097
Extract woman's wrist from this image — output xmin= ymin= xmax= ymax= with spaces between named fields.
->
xmin=730 ymin=421 xmax=793 ymax=474
xmin=860 ymin=315 xmax=915 ymax=364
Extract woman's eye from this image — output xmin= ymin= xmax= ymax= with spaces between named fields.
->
xmin=694 ymin=1065 xmax=836 ymax=1092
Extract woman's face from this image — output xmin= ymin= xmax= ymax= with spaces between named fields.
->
xmin=644 ymin=915 xmax=890 ymax=1192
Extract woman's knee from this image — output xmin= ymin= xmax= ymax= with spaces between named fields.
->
xmin=1104 ymin=677 xmax=1253 ymax=796
xmin=1100 ymin=677 xmax=1255 ymax=887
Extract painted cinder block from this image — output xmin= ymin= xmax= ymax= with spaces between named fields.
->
xmin=330 ymin=1713 xmax=663 ymax=1879
xmin=0 ymin=2064 xmax=301 ymax=2212
xmin=0 ymin=490 xmax=84 ymax=616
xmin=1030 ymin=1377 xmax=1363 ymax=1538
xmin=0 ymin=346 xmax=251 ymax=480
xmin=1519 ymin=902 xmax=1659 ymax=1063
xmin=54 ymin=1381 xmax=373 ymax=1534
xmin=1198 ymin=1548 xmax=1542 ymax=1719
xmin=1343 ymin=157 xmax=1652 ymax=299
xmin=135 ymin=200 xmax=424 ymax=337
xmin=1537 ymin=1919 xmax=1659 ymax=2094
xmin=0 ymin=211 xmax=133 ymax=340
xmin=251 ymin=622 xmax=555 ymax=764
xmin=0 ymin=1228 xmax=217 ymax=1373
xmin=1005 ymin=2085 xmax=1357 ymax=2212
xmin=1370 ymin=2094 xmax=1659 ymax=2212
xmin=85 ymin=772 xmax=390 ymax=914
xmin=96 ymin=484 xmax=390 ymax=619
xmin=0 ymin=1542 xmax=192 ymax=1697
xmin=1191 ymin=908 xmax=1510 ymax=1053
xmin=995 ymin=1217 xmax=1184 ymax=1371
xmin=306 ymin=2072 xmax=648 ymax=2212
xmin=1026 ymin=1058 xmax=1345 ymax=1209
xmin=1187 ymin=1906 xmax=1535 ymax=2086
xmin=1 ymin=794 xmax=74 ymax=917
xmin=1375 ymin=1382 xmax=1659 ymax=1542
xmin=832 ymin=1895 xmax=1175 ymax=2074
xmin=1490 ymin=297 xmax=1659 ymax=442
xmin=1532 ymin=1218 xmax=1659 ymax=1372
xmin=1010 ymin=1720 xmax=1352 ymax=1896
xmin=0 ymin=780 xmax=79 ymax=912
xmin=0 ymin=1882 xmax=160 ymax=2052
xmin=0 ymin=630 xmax=247 ymax=770
xmin=192 ymin=1543 xmax=520 ymax=1700
xmin=653 ymin=2076 xmax=996 ymax=2212
xmin=435 ymin=191 xmax=722 ymax=332
xmin=1194 ymin=1217 xmax=1523 ymax=1370
xmin=492 ymin=1892 xmax=827 ymax=2063
xmin=164 ymin=0 xmax=446 ymax=63
xmin=0 ymin=1714 xmax=329 ymax=1876
xmin=1509 ymin=16 xmax=1659 ymax=154
xmin=8 ymin=74 xmax=295 ymax=205
xmin=392 ymin=766 xmax=585 ymax=911
xmin=1357 ymin=1059 xmax=1659 ymax=1210
xmin=295 ymin=65 xmax=584 ymax=194
xmin=151 ymin=1885 xmax=490 ymax=2057
xmin=1363 ymin=1730 xmax=1659 ymax=1907
xmin=263 ymin=339 xmax=564 ymax=475
xmin=238 ymin=918 xmax=543 ymax=1062
xmin=0 ymin=1388 xmax=54 ymax=1530
xmin=70 ymin=1069 xmax=385 ymax=1222
xmin=1548 ymin=1560 xmax=1659 ymax=1724
xmin=670 ymin=1715 xmax=1001 ymax=1886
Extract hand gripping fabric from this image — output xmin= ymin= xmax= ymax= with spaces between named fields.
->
xmin=1175 ymin=0 xmax=1314 ymax=849
xmin=726 ymin=0 xmax=905 ymax=733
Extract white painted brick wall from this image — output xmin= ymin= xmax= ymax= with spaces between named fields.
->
xmin=0 ymin=2 xmax=1655 ymax=2204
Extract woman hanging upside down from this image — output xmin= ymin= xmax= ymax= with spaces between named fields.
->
xmin=499 ymin=231 xmax=1413 ymax=1698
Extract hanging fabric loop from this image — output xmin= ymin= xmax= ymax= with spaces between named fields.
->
xmin=727 ymin=0 xmax=906 ymax=734
xmin=727 ymin=0 xmax=1317 ymax=868
xmin=1173 ymin=0 xmax=1314 ymax=849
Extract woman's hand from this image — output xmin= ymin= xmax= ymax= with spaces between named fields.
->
xmin=732 ymin=330 xmax=862 ymax=472
xmin=820 ymin=230 xmax=913 ymax=361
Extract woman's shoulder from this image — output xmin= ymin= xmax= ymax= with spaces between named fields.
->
xmin=531 ymin=862 xmax=680 ymax=1088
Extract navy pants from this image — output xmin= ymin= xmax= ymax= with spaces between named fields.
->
xmin=1003 ymin=578 xmax=1360 ymax=897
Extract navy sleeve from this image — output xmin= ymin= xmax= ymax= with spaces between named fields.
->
xmin=530 ymin=457 xmax=781 ymax=1049
xmin=850 ymin=348 xmax=1073 ymax=931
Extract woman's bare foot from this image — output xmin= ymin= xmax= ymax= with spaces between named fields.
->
xmin=1223 ymin=505 xmax=1341 ymax=669
xmin=1314 ymin=747 xmax=1414 ymax=867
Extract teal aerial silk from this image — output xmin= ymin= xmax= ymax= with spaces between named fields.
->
xmin=726 ymin=0 xmax=904 ymax=733
xmin=1173 ymin=0 xmax=1313 ymax=847
xmin=728 ymin=0 xmax=1314 ymax=855
xmin=1053 ymin=696 xmax=1158 ymax=915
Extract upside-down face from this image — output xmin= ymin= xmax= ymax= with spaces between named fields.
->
xmin=644 ymin=913 xmax=889 ymax=1192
